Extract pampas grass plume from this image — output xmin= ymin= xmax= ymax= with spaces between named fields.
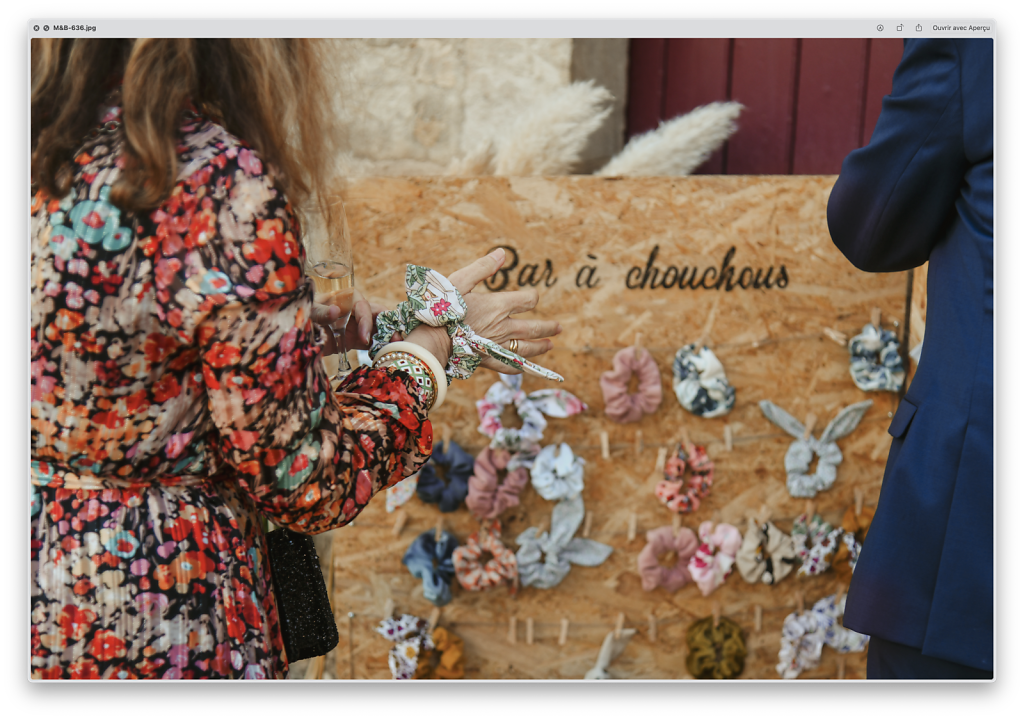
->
xmin=596 ymin=101 xmax=744 ymax=177
xmin=492 ymin=80 xmax=614 ymax=176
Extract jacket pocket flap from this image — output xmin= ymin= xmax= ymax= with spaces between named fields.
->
xmin=887 ymin=398 xmax=918 ymax=438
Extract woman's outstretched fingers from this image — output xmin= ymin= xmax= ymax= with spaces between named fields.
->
xmin=448 ymin=248 xmax=505 ymax=294
xmin=503 ymin=318 xmax=563 ymax=341
xmin=505 ymin=338 xmax=554 ymax=358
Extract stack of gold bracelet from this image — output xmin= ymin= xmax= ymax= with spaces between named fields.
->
xmin=371 ymin=341 xmax=448 ymax=412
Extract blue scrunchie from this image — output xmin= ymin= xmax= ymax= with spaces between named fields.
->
xmin=416 ymin=441 xmax=474 ymax=513
xmin=402 ymin=530 xmax=459 ymax=606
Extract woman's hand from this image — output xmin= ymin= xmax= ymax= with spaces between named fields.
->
xmin=311 ymin=287 xmax=385 ymax=354
xmin=448 ymin=248 xmax=562 ymax=374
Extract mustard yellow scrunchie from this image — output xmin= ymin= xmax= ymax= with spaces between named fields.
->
xmin=685 ymin=616 xmax=747 ymax=679
xmin=414 ymin=626 xmax=465 ymax=679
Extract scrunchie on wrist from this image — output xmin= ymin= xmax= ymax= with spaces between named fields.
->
xmin=451 ymin=520 xmax=518 ymax=593
xmin=465 ymin=447 xmax=530 ymax=519
xmin=415 ymin=441 xmax=475 ymax=513
xmin=600 ymin=346 xmax=662 ymax=423
xmin=530 ymin=443 xmax=585 ymax=502
xmin=655 ymin=442 xmax=714 ymax=514
xmin=672 ymin=344 xmax=736 ymax=418
xmin=849 ymin=323 xmax=906 ymax=392
xmin=686 ymin=616 xmax=747 ymax=679
xmin=402 ymin=530 xmax=458 ymax=607
xmin=637 ymin=525 xmax=700 ymax=592
xmin=687 ymin=521 xmax=742 ymax=596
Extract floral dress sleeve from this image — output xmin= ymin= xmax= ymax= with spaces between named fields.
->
xmin=170 ymin=140 xmax=432 ymax=534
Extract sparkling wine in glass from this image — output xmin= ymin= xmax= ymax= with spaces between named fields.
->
xmin=308 ymin=202 xmax=356 ymax=378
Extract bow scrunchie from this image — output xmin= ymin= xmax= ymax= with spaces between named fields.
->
xmin=530 ymin=443 xmax=585 ymax=502
xmin=584 ymin=629 xmax=637 ymax=680
xmin=735 ymin=517 xmax=798 ymax=585
xmin=776 ymin=593 xmax=869 ymax=679
xmin=759 ymin=400 xmax=873 ymax=497
xmin=375 ymin=614 xmax=435 ymax=680
xmin=415 ymin=441 xmax=474 ymax=513
xmin=600 ymin=346 xmax=663 ymax=423
xmin=476 ymin=373 xmax=587 ymax=466
xmin=686 ymin=617 xmax=747 ymax=679
xmin=452 ymin=520 xmax=518 ymax=592
xmin=832 ymin=503 xmax=875 ymax=583
xmin=687 ymin=521 xmax=742 ymax=596
xmin=637 ymin=525 xmax=700 ymax=592
xmin=655 ymin=442 xmax=714 ymax=514
xmin=672 ymin=344 xmax=736 ymax=418
xmin=792 ymin=512 xmax=843 ymax=577
xmin=465 ymin=447 xmax=530 ymax=519
xmin=370 ymin=264 xmax=564 ymax=382
xmin=402 ymin=530 xmax=458 ymax=606
xmin=414 ymin=626 xmax=465 ymax=679
xmin=516 ymin=494 xmax=613 ymax=589
xmin=849 ymin=323 xmax=905 ymax=392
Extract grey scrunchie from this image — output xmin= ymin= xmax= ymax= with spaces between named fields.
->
xmin=672 ymin=344 xmax=736 ymax=418
xmin=515 ymin=494 xmax=613 ymax=589
xmin=848 ymin=323 xmax=906 ymax=392
xmin=758 ymin=400 xmax=873 ymax=498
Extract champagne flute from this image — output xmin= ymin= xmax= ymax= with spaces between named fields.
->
xmin=308 ymin=202 xmax=356 ymax=378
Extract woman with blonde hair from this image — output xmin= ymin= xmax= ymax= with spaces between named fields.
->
xmin=30 ymin=38 xmax=559 ymax=679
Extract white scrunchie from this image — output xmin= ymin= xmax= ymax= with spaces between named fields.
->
xmin=672 ymin=344 xmax=736 ymax=418
xmin=776 ymin=593 xmax=869 ymax=679
xmin=759 ymin=400 xmax=873 ymax=498
xmin=848 ymin=323 xmax=906 ymax=392
xmin=530 ymin=443 xmax=585 ymax=501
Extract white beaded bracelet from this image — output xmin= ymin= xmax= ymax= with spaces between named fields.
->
xmin=372 ymin=341 xmax=448 ymax=412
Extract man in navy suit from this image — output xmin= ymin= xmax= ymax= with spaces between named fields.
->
xmin=827 ymin=37 xmax=993 ymax=679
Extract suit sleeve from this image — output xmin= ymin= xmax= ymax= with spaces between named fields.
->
xmin=827 ymin=39 xmax=967 ymax=273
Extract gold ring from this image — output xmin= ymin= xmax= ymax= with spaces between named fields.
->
xmin=508 ymin=339 xmax=519 ymax=354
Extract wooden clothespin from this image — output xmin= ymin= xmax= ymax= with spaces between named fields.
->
xmin=614 ymin=613 xmax=625 ymax=639
xmin=837 ymin=657 xmax=846 ymax=680
xmin=634 ymin=332 xmax=643 ymax=360
xmin=635 ymin=429 xmax=643 ymax=457
xmin=441 ymin=424 xmax=452 ymax=454
xmin=434 ymin=517 xmax=444 ymax=543
xmin=754 ymin=604 xmax=763 ymax=633
xmin=871 ymin=306 xmax=882 ymax=329
xmin=855 ymin=487 xmax=865 ymax=516
xmin=655 ymin=446 xmax=667 ymax=473
xmin=383 ymin=598 xmax=395 ymax=619
xmin=391 ymin=509 xmax=408 ymax=537
xmin=804 ymin=499 xmax=815 ymax=519
xmin=599 ymin=431 xmax=610 ymax=460
xmin=535 ymin=517 xmax=548 ymax=536
xmin=757 ymin=504 xmax=770 ymax=526
xmin=672 ymin=514 xmax=682 ymax=533
xmin=526 ymin=617 xmax=534 ymax=645
xmin=627 ymin=512 xmax=637 ymax=542
xmin=648 ymin=613 xmax=658 ymax=642
xmin=796 ymin=591 xmax=805 ymax=614
xmin=508 ymin=616 xmax=517 ymax=644
xmin=712 ymin=601 xmax=722 ymax=628
xmin=559 ymin=618 xmax=569 ymax=646
xmin=723 ymin=425 xmax=733 ymax=452
xmin=802 ymin=413 xmax=817 ymax=441
xmin=681 ymin=427 xmax=692 ymax=450
xmin=823 ymin=327 xmax=849 ymax=346
xmin=427 ymin=607 xmax=441 ymax=631
xmin=582 ymin=511 xmax=593 ymax=539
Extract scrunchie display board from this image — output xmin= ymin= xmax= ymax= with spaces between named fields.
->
xmin=832 ymin=504 xmax=875 ymax=584
xmin=758 ymin=400 xmax=873 ymax=498
xmin=516 ymin=494 xmax=613 ymax=589
xmin=465 ymin=447 xmax=529 ymax=519
xmin=672 ymin=344 xmax=736 ymax=418
xmin=452 ymin=520 xmax=518 ymax=593
xmin=655 ymin=442 xmax=714 ymax=514
xmin=735 ymin=518 xmax=798 ymax=585
xmin=687 ymin=521 xmax=742 ymax=596
xmin=637 ymin=526 xmax=700 ymax=592
xmin=402 ymin=530 xmax=458 ymax=606
xmin=416 ymin=441 xmax=474 ymax=513
xmin=531 ymin=443 xmax=585 ymax=502
xmin=792 ymin=513 xmax=843 ymax=577
xmin=600 ymin=346 xmax=662 ymax=423
xmin=848 ymin=323 xmax=905 ymax=392
xmin=375 ymin=614 xmax=435 ymax=680
xmin=414 ymin=627 xmax=465 ymax=679
xmin=476 ymin=374 xmax=587 ymax=467
xmin=776 ymin=593 xmax=869 ymax=679
xmin=686 ymin=617 xmax=747 ymax=679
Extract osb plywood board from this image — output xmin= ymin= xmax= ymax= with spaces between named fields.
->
xmin=325 ymin=176 xmax=908 ymax=680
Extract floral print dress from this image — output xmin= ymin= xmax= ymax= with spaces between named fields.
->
xmin=30 ymin=101 xmax=432 ymax=679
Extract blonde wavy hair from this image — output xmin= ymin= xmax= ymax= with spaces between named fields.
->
xmin=31 ymin=38 xmax=342 ymax=225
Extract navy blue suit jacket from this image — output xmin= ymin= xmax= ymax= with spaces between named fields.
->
xmin=827 ymin=38 xmax=993 ymax=671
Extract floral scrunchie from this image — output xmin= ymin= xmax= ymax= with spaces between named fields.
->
xmin=465 ymin=447 xmax=530 ymax=520
xmin=792 ymin=512 xmax=843 ymax=577
xmin=637 ymin=525 xmax=700 ymax=592
xmin=655 ymin=442 xmax=714 ymax=514
xmin=776 ymin=593 xmax=869 ymax=679
xmin=687 ymin=521 xmax=743 ymax=596
xmin=375 ymin=614 xmax=435 ymax=680
xmin=672 ymin=344 xmax=736 ymax=418
xmin=600 ymin=346 xmax=662 ymax=423
xmin=452 ymin=520 xmax=518 ymax=593
xmin=516 ymin=494 xmax=613 ymax=590
xmin=848 ymin=323 xmax=905 ymax=393
xmin=735 ymin=517 xmax=798 ymax=585
xmin=759 ymin=400 xmax=873 ymax=498
xmin=402 ymin=530 xmax=458 ymax=607
xmin=686 ymin=616 xmax=747 ymax=679
xmin=476 ymin=374 xmax=587 ymax=468
xmin=416 ymin=440 xmax=475 ymax=513
xmin=531 ymin=443 xmax=585 ymax=502
xmin=386 ymin=472 xmax=419 ymax=513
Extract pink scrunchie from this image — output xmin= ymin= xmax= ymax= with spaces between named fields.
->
xmin=637 ymin=525 xmax=701 ymax=592
xmin=655 ymin=443 xmax=714 ymax=514
xmin=687 ymin=521 xmax=743 ymax=596
xmin=465 ymin=447 xmax=530 ymax=519
xmin=600 ymin=346 xmax=663 ymax=423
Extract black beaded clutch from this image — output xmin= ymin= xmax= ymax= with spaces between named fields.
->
xmin=265 ymin=527 xmax=339 ymax=663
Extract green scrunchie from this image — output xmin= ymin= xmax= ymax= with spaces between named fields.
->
xmin=685 ymin=616 xmax=747 ymax=679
